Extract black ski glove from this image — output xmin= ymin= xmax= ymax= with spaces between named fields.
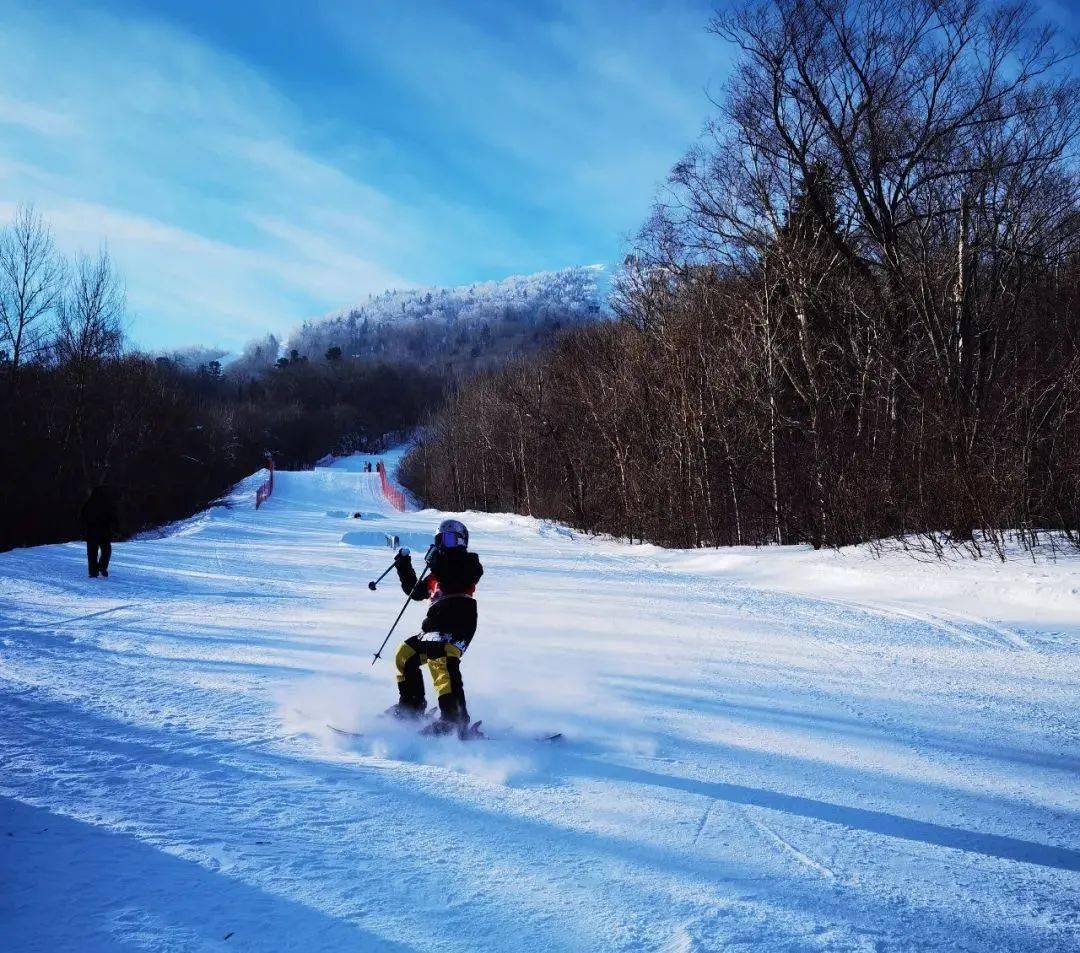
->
xmin=395 ymin=548 xmax=423 ymax=598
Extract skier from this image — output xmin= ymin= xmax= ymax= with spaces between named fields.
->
xmin=388 ymin=519 xmax=483 ymax=736
xmin=80 ymin=484 xmax=119 ymax=578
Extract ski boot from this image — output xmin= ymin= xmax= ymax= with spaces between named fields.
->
xmin=383 ymin=700 xmax=427 ymax=722
xmin=418 ymin=694 xmax=476 ymax=739
xmin=420 ymin=717 xmax=484 ymax=740
xmin=419 ymin=718 xmax=456 ymax=738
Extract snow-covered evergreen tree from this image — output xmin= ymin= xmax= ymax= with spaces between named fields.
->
xmin=286 ymin=265 xmax=608 ymax=369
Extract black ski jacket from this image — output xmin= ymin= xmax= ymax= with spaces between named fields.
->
xmin=396 ymin=548 xmax=484 ymax=643
xmin=81 ymin=486 xmax=119 ymax=537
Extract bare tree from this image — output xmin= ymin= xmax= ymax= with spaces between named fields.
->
xmin=55 ymin=249 xmax=125 ymax=366
xmin=0 ymin=205 xmax=64 ymax=388
xmin=655 ymin=0 xmax=1080 ymax=547
xmin=402 ymin=0 xmax=1080 ymax=558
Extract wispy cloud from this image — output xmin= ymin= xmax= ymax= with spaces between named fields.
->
xmin=319 ymin=1 xmax=721 ymax=230
xmin=0 ymin=93 xmax=80 ymax=137
xmin=0 ymin=6 xmax=429 ymax=349
xmin=0 ymin=0 xmax=722 ymax=350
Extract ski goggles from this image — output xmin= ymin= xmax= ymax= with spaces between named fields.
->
xmin=437 ymin=530 xmax=465 ymax=549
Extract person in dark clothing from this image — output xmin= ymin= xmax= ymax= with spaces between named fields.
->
xmin=80 ymin=484 xmax=118 ymax=578
xmin=388 ymin=519 xmax=483 ymax=736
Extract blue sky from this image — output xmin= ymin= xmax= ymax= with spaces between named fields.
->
xmin=0 ymin=0 xmax=725 ymax=351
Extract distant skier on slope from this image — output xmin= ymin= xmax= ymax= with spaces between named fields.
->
xmin=386 ymin=519 xmax=483 ymax=736
xmin=80 ymin=484 xmax=119 ymax=579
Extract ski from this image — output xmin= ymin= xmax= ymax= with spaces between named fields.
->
xmin=325 ymin=723 xmax=562 ymax=743
xmin=449 ymin=723 xmax=565 ymax=743
xmin=515 ymin=731 xmax=563 ymax=742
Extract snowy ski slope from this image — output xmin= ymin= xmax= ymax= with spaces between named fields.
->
xmin=1 ymin=454 xmax=1077 ymax=952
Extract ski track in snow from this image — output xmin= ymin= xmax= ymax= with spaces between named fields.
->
xmin=1 ymin=451 xmax=1078 ymax=952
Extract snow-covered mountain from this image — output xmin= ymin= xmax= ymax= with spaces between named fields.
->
xmin=287 ymin=265 xmax=608 ymax=369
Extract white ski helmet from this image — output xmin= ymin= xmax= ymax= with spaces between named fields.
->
xmin=436 ymin=518 xmax=469 ymax=550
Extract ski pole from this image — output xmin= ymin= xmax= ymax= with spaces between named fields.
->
xmin=371 ymin=564 xmax=432 ymax=665
xmin=368 ymin=548 xmax=409 ymax=591
xmin=370 ymin=545 xmax=435 ymax=666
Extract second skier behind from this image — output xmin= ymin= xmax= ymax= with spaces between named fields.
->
xmin=81 ymin=483 xmax=119 ymax=579
xmin=388 ymin=519 xmax=484 ymax=736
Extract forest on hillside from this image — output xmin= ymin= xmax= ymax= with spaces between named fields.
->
xmin=7 ymin=0 xmax=1078 ymax=560
xmin=403 ymin=0 xmax=1080 ymax=557
xmin=0 ymin=212 xmax=446 ymax=551
xmin=0 ymin=206 xmax=604 ymax=552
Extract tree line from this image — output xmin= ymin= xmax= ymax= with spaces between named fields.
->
xmin=0 ymin=206 xmax=445 ymax=551
xmin=402 ymin=0 xmax=1080 ymax=557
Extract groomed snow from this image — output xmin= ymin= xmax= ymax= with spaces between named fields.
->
xmin=1 ymin=454 xmax=1077 ymax=951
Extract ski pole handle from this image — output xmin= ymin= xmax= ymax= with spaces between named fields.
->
xmin=367 ymin=548 xmax=410 ymax=591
